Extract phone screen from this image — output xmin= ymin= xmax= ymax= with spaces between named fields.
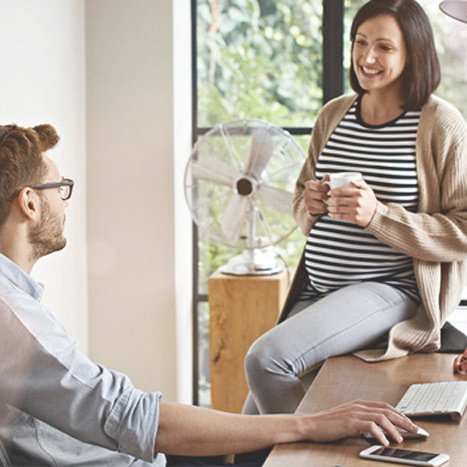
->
xmin=371 ymin=447 xmax=438 ymax=462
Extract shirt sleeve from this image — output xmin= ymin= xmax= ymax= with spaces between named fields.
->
xmin=0 ymin=291 xmax=161 ymax=463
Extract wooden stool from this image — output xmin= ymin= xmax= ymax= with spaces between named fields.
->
xmin=208 ymin=268 xmax=289 ymax=413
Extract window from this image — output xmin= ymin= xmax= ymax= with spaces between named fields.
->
xmin=192 ymin=0 xmax=467 ymax=405
xmin=418 ymin=0 xmax=467 ymax=118
xmin=192 ymin=0 xmax=364 ymax=405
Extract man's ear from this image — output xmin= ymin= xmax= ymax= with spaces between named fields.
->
xmin=16 ymin=187 xmax=39 ymax=220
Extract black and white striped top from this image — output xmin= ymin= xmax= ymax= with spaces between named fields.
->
xmin=303 ymin=98 xmax=421 ymax=301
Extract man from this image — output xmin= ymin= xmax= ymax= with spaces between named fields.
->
xmin=0 ymin=124 xmax=418 ymax=466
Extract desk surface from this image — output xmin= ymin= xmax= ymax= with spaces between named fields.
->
xmin=264 ymin=353 xmax=466 ymax=466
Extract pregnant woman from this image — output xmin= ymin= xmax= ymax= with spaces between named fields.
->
xmin=243 ymin=0 xmax=467 ymax=415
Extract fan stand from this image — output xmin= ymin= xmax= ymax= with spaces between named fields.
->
xmin=220 ymin=201 xmax=283 ymax=276
xmin=220 ymin=248 xmax=282 ymax=276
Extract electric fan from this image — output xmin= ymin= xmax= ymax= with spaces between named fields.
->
xmin=184 ymin=119 xmax=305 ymax=275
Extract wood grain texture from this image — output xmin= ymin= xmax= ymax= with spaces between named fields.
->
xmin=265 ymin=353 xmax=466 ymax=466
xmin=208 ymin=269 xmax=289 ymax=413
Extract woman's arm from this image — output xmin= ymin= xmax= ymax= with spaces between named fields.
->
xmin=154 ymin=400 xmax=418 ymax=456
xmin=365 ymin=104 xmax=467 ymax=263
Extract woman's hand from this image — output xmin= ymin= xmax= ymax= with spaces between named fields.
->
xmin=304 ymin=174 xmax=330 ymax=216
xmin=306 ymin=400 xmax=419 ymax=446
xmin=327 ymin=179 xmax=377 ymax=227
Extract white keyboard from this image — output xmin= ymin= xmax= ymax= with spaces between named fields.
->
xmin=396 ymin=381 xmax=467 ymax=421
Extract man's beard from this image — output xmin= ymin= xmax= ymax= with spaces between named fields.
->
xmin=28 ymin=197 xmax=67 ymax=261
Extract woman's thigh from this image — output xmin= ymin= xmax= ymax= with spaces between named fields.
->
xmin=249 ymin=282 xmax=418 ymax=377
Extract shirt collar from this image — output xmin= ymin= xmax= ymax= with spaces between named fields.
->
xmin=0 ymin=253 xmax=44 ymax=301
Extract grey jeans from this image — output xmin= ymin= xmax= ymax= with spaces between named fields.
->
xmin=242 ymin=282 xmax=418 ymax=414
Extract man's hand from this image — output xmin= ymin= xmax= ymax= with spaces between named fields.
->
xmin=306 ymin=400 xmax=419 ymax=446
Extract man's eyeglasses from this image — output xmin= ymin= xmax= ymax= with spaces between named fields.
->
xmin=29 ymin=178 xmax=75 ymax=201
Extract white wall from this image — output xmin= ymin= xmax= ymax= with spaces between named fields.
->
xmin=0 ymin=0 xmax=87 ymax=347
xmin=0 ymin=0 xmax=192 ymax=403
xmin=86 ymin=0 xmax=193 ymax=401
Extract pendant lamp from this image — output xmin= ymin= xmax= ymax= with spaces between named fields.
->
xmin=440 ymin=1 xmax=467 ymax=24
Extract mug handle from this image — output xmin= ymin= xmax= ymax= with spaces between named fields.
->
xmin=323 ymin=181 xmax=332 ymax=205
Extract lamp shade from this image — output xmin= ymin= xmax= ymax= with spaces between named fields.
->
xmin=440 ymin=1 xmax=467 ymax=24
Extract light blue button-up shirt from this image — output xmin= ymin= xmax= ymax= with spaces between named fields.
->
xmin=0 ymin=253 xmax=165 ymax=466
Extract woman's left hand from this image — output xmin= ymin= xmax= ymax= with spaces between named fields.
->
xmin=326 ymin=179 xmax=378 ymax=227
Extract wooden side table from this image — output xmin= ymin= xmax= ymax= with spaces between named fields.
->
xmin=208 ymin=268 xmax=289 ymax=413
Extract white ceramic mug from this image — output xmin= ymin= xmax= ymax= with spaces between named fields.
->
xmin=324 ymin=172 xmax=362 ymax=190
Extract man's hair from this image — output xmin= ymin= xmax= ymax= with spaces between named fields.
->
xmin=0 ymin=124 xmax=60 ymax=226
xmin=349 ymin=0 xmax=441 ymax=110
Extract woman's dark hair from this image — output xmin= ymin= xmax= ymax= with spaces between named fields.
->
xmin=349 ymin=0 xmax=440 ymax=110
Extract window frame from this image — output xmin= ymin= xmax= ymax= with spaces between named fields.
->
xmin=190 ymin=0 xmax=345 ymax=405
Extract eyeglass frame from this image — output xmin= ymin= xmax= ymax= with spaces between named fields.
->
xmin=29 ymin=178 xmax=75 ymax=201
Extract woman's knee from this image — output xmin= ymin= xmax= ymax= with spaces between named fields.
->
xmin=244 ymin=332 xmax=290 ymax=380
xmin=244 ymin=337 xmax=269 ymax=378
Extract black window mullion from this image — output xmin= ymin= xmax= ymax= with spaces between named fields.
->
xmin=197 ymin=126 xmax=312 ymax=136
xmin=322 ymin=0 xmax=344 ymax=104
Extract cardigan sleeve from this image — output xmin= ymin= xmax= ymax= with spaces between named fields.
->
xmin=292 ymin=147 xmax=320 ymax=236
xmin=365 ymin=98 xmax=467 ymax=263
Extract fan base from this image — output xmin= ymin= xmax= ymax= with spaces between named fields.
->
xmin=220 ymin=249 xmax=283 ymax=276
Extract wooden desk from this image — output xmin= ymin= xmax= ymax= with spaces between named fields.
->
xmin=264 ymin=353 xmax=466 ymax=466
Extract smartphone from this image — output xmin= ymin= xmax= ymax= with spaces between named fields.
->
xmin=359 ymin=445 xmax=449 ymax=466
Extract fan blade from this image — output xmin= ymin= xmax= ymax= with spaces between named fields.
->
xmin=257 ymin=185 xmax=293 ymax=213
xmin=190 ymin=157 xmax=237 ymax=186
xmin=245 ymin=128 xmax=273 ymax=180
xmin=221 ymin=194 xmax=248 ymax=243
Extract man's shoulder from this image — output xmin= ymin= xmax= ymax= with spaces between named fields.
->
xmin=0 ymin=275 xmax=20 ymax=306
xmin=0 ymin=273 xmax=46 ymax=335
xmin=0 ymin=273 xmax=36 ymax=306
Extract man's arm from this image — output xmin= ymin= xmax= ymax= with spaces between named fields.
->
xmin=154 ymin=400 xmax=418 ymax=456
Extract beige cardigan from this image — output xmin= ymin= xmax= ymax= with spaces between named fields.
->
xmin=286 ymin=93 xmax=467 ymax=362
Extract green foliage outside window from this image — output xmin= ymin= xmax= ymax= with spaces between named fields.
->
xmin=418 ymin=0 xmax=467 ymax=116
xmin=197 ymin=0 xmax=323 ymax=128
